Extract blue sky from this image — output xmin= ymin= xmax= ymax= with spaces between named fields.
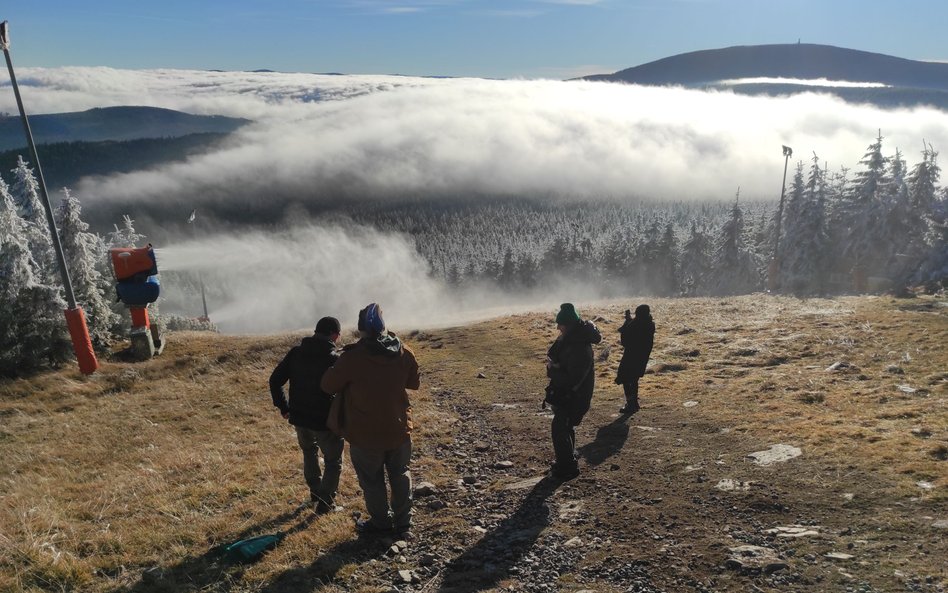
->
xmin=4 ymin=0 xmax=948 ymax=78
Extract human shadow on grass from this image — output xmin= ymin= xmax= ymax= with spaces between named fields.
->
xmin=578 ymin=414 xmax=630 ymax=467
xmin=256 ymin=534 xmax=389 ymax=593
xmin=116 ymin=504 xmax=315 ymax=593
xmin=437 ymin=475 xmax=562 ymax=593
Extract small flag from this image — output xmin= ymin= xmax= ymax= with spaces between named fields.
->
xmin=187 ymin=209 xmax=196 ymax=223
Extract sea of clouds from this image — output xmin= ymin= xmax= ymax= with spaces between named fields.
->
xmin=4 ymin=67 xmax=947 ymax=207
xmin=3 ymin=67 xmax=947 ymax=331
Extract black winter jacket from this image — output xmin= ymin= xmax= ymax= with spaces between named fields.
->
xmin=269 ymin=334 xmax=338 ymax=430
xmin=546 ymin=320 xmax=602 ymax=410
xmin=616 ymin=315 xmax=655 ymax=384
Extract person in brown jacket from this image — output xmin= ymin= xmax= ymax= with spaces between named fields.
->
xmin=320 ymin=303 xmax=420 ymax=539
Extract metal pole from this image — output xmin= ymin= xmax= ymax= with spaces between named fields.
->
xmin=187 ymin=209 xmax=209 ymax=321
xmin=2 ymin=21 xmax=77 ymax=308
xmin=773 ymin=145 xmax=792 ymax=265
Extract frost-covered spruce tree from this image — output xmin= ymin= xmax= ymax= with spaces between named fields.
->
xmin=776 ymin=162 xmax=806 ymax=287
xmin=653 ymin=222 xmax=678 ymax=295
xmin=710 ymin=195 xmax=760 ymax=295
xmin=498 ymin=249 xmax=517 ymax=289
xmin=516 ymin=253 xmax=540 ymax=289
xmin=0 ymin=179 xmax=70 ymax=376
xmin=600 ymin=230 xmax=630 ymax=294
xmin=56 ymin=189 xmax=119 ymax=350
xmin=107 ymin=214 xmax=146 ymax=248
xmin=10 ymin=156 xmax=60 ymax=287
xmin=919 ymin=188 xmax=948 ymax=286
xmin=906 ymin=145 xmax=945 ymax=285
xmin=835 ymin=132 xmax=890 ymax=271
xmin=783 ymin=154 xmax=831 ymax=295
xmin=679 ymin=220 xmax=713 ymax=296
xmin=878 ymin=148 xmax=914 ymax=278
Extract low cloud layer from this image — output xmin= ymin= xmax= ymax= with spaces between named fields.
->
xmin=155 ymin=222 xmax=603 ymax=333
xmin=155 ymin=223 xmax=442 ymax=333
xmin=4 ymin=67 xmax=948 ymax=208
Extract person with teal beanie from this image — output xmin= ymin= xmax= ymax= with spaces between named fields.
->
xmin=544 ymin=303 xmax=602 ymax=480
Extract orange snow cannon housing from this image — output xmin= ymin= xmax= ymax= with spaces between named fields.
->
xmin=110 ymin=245 xmax=158 ymax=282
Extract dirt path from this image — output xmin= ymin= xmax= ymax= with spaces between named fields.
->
xmin=399 ymin=298 xmax=947 ymax=593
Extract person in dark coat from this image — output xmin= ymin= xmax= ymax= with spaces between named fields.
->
xmin=545 ymin=303 xmax=602 ymax=480
xmin=615 ymin=304 xmax=655 ymax=415
xmin=269 ymin=316 xmax=344 ymax=514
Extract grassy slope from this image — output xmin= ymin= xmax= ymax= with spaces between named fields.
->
xmin=0 ymin=295 xmax=945 ymax=593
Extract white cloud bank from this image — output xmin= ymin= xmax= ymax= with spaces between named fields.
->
xmin=717 ymin=77 xmax=891 ymax=88
xmin=3 ymin=67 xmax=947 ymax=206
xmin=155 ymin=223 xmax=604 ymax=333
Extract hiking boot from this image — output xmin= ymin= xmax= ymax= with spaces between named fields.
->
xmin=550 ymin=464 xmax=580 ymax=481
xmin=394 ymin=527 xmax=414 ymax=542
xmin=315 ymin=500 xmax=333 ymax=515
xmin=355 ymin=518 xmax=392 ymax=537
xmin=619 ymin=402 xmax=640 ymax=415
xmin=552 ymin=466 xmax=580 ymax=481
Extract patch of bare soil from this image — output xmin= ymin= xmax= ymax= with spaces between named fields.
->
xmin=1 ymin=295 xmax=945 ymax=593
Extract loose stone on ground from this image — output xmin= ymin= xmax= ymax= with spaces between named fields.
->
xmin=747 ymin=444 xmax=802 ymax=465
xmin=725 ymin=545 xmax=789 ymax=575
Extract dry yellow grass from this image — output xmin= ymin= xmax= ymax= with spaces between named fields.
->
xmin=0 ymin=295 xmax=945 ymax=593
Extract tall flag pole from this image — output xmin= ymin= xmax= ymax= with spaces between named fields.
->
xmin=1 ymin=21 xmax=98 ymax=374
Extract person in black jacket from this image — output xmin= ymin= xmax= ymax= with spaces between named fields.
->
xmin=615 ymin=304 xmax=655 ymax=415
xmin=270 ymin=316 xmax=344 ymax=514
xmin=545 ymin=303 xmax=602 ymax=480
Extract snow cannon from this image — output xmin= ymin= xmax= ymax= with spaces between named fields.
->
xmin=110 ymin=244 xmax=164 ymax=359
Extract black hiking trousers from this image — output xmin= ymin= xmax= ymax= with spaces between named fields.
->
xmin=622 ymin=378 xmax=639 ymax=407
xmin=551 ymin=403 xmax=587 ymax=472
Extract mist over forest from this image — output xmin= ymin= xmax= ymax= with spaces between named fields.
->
xmin=1 ymin=67 xmax=947 ymax=335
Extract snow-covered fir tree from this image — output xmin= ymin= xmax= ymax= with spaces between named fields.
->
xmin=107 ymin=214 xmax=146 ymax=248
xmin=516 ymin=253 xmax=540 ymax=289
xmin=0 ymin=178 xmax=70 ymax=376
xmin=679 ymin=220 xmax=713 ymax=296
xmin=879 ymin=148 xmax=914 ymax=278
xmin=907 ymin=146 xmax=945 ymax=285
xmin=710 ymin=194 xmax=760 ymax=295
xmin=782 ymin=155 xmax=831 ymax=295
xmin=835 ymin=132 xmax=890 ymax=271
xmin=498 ymin=249 xmax=517 ymax=288
xmin=56 ymin=189 xmax=119 ymax=350
xmin=10 ymin=156 xmax=60 ymax=287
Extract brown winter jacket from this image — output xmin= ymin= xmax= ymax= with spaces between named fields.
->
xmin=320 ymin=332 xmax=420 ymax=452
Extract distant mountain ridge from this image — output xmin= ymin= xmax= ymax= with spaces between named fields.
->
xmin=0 ymin=106 xmax=250 ymax=151
xmin=584 ymin=44 xmax=948 ymax=89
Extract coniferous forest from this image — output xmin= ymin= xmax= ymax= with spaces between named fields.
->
xmin=336 ymin=133 xmax=945 ymax=298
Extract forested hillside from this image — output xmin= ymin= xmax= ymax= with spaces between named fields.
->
xmin=0 ymin=106 xmax=248 ymax=150
xmin=0 ymin=133 xmax=233 ymax=191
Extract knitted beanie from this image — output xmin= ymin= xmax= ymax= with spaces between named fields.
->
xmin=555 ymin=303 xmax=581 ymax=325
xmin=357 ymin=303 xmax=385 ymax=335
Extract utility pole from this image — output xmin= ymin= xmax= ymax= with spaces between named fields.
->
xmin=768 ymin=144 xmax=793 ymax=292
xmin=187 ymin=209 xmax=209 ymax=321
xmin=2 ymin=21 xmax=98 ymax=374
